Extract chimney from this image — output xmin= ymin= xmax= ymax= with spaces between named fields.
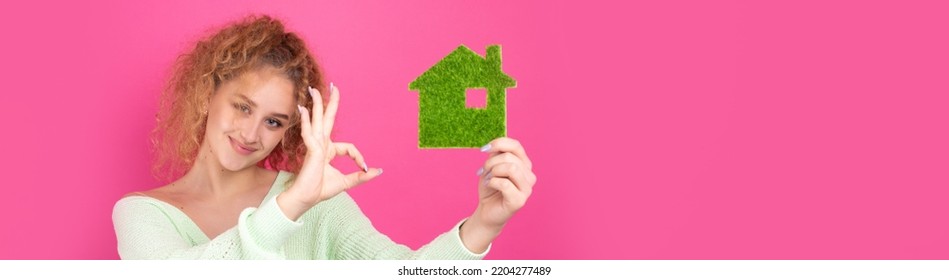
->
xmin=486 ymin=45 xmax=501 ymax=69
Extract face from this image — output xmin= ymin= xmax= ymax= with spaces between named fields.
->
xmin=202 ymin=67 xmax=297 ymax=172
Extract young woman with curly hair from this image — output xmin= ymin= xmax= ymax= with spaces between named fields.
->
xmin=112 ymin=15 xmax=537 ymax=260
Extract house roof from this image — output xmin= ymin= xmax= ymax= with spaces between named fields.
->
xmin=410 ymin=45 xmax=516 ymax=92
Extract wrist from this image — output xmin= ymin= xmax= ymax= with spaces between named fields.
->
xmin=276 ymin=189 xmax=316 ymax=221
xmin=462 ymin=218 xmax=502 ymax=241
xmin=459 ymin=208 xmax=503 ymax=254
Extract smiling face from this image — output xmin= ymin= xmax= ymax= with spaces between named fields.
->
xmin=202 ymin=66 xmax=298 ymax=172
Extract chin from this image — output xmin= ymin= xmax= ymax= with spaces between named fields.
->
xmin=221 ymin=161 xmax=255 ymax=172
xmin=215 ymin=147 xmax=266 ymax=172
xmin=225 ymin=151 xmax=277 ymax=172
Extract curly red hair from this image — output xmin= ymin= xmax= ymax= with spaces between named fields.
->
xmin=152 ymin=15 xmax=325 ymax=181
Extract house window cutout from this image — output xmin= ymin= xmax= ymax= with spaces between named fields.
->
xmin=465 ymin=88 xmax=488 ymax=109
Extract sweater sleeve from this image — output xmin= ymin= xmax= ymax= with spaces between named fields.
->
xmin=112 ymin=195 xmax=302 ymax=259
xmin=322 ymin=193 xmax=491 ymax=260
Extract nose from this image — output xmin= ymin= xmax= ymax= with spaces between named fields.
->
xmin=237 ymin=118 xmax=261 ymax=144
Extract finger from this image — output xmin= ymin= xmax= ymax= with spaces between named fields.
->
xmin=481 ymin=137 xmax=532 ymax=170
xmin=483 ymin=177 xmax=526 ymax=210
xmin=343 ymin=168 xmax=383 ymax=189
xmin=482 ymin=153 xmax=521 ymax=174
xmin=297 ymin=106 xmax=316 ymax=147
xmin=333 ymin=142 xmax=369 ymax=172
xmin=481 ymin=153 xmax=534 ymax=196
xmin=308 ymin=86 xmax=324 ymax=137
xmin=323 ymin=83 xmax=340 ymax=140
xmin=483 ymin=162 xmax=532 ymax=197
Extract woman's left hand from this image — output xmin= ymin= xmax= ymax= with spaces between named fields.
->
xmin=461 ymin=137 xmax=536 ymax=253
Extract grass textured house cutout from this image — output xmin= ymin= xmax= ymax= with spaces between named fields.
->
xmin=409 ymin=45 xmax=517 ymax=148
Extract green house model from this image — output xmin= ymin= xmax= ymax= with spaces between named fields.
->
xmin=409 ymin=45 xmax=517 ymax=148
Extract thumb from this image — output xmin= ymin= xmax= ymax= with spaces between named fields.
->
xmin=344 ymin=168 xmax=383 ymax=189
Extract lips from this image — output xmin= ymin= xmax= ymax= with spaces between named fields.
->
xmin=229 ymin=136 xmax=258 ymax=155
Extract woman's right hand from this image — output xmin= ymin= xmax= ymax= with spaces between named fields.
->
xmin=276 ymin=84 xmax=383 ymax=221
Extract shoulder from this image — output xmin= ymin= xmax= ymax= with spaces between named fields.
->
xmin=115 ymin=181 xmax=184 ymax=214
xmin=112 ymin=183 xmax=189 ymax=230
xmin=112 ymin=194 xmax=173 ymax=224
xmin=122 ymin=178 xmax=175 ymax=197
xmin=114 ymin=189 xmax=172 ymax=210
xmin=121 ymin=175 xmax=194 ymax=204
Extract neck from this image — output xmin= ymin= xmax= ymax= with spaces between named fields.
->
xmin=182 ymin=143 xmax=263 ymax=199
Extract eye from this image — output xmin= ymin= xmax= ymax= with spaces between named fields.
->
xmin=232 ymin=103 xmax=251 ymax=114
xmin=266 ymin=118 xmax=283 ymax=128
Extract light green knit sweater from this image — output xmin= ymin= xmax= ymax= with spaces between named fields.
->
xmin=112 ymin=171 xmax=489 ymax=259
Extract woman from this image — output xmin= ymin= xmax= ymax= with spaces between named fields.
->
xmin=112 ymin=15 xmax=536 ymax=259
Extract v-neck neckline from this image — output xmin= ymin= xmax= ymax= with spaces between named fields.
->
xmin=140 ymin=170 xmax=287 ymax=243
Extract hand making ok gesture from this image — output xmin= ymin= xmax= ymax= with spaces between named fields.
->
xmin=276 ymin=84 xmax=382 ymax=221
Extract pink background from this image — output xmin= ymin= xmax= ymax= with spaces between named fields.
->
xmin=1 ymin=0 xmax=947 ymax=259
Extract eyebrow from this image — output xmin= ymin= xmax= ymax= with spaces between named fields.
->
xmin=235 ymin=94 xmax=291 ymax=121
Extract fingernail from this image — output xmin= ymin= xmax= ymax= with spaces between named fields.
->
xmin=480 ymin=143 xmax=492 ymax=152
xmin=330 ymin=82 xmax=335 ymax=91
xmin=476 ymin=167 xmax=484 ymax=176
xmin=297 ymin=105 xmax=304 ymax=112
xmin=362 ymin=163 xmax=369 ymax=172
xmin=482 ymin=173 xmax=493 ymax=184
xmin=378 ymin=168 xmax=383 ymax=175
